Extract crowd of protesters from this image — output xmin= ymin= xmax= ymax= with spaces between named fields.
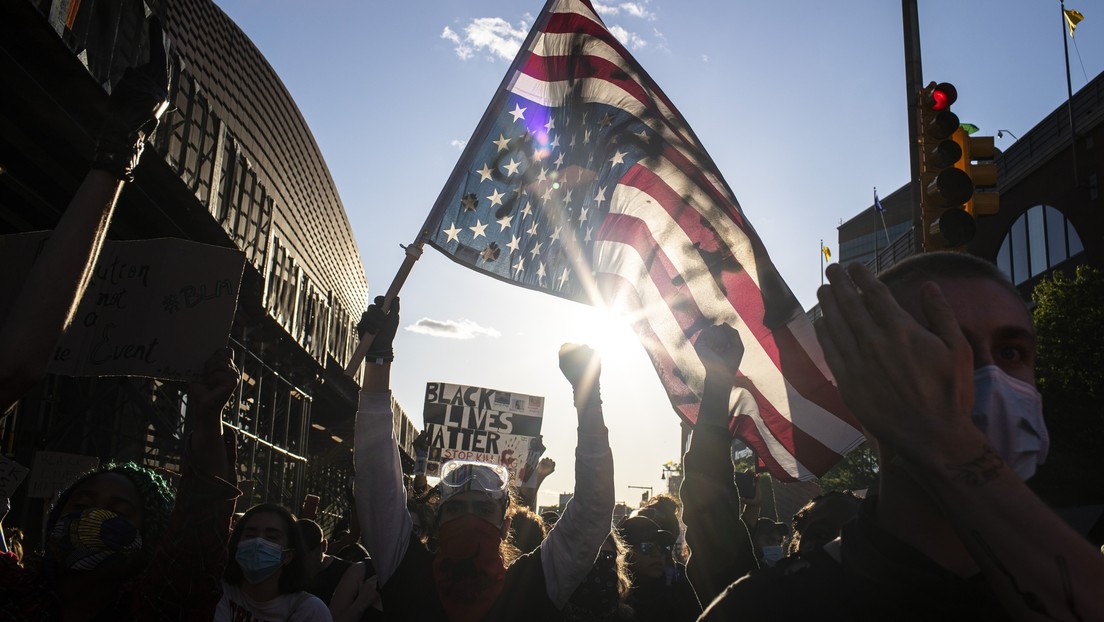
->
xmin=3 ymin=17 xmax=1104 ymax=622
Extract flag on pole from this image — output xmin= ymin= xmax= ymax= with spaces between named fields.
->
xmin=1064 ymin=8 xmax=1084 ymax=38
xmin=424 ymin=0 xmax=863 ymax=480
xmin=822 ymin=245 xmax=831 ymax=262
xmin=874 ymin=189 xmax=885 ymax=213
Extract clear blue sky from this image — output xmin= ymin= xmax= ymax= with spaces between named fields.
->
xmin=213 ymin=0 xmax=1101 ymax=509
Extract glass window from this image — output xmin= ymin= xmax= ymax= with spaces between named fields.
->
xmin=998 ymin=205 xmax=1087 ymax=285
xmin=1010 ymin=217 xmax=1029 ymax=285
xmin=997 ymin=236 xmax=1012 ymax=281
xmin=1046 ymin=207 xmax=1067 ymax=266
xmin=1027 ymin=207 xmax=1047 ymax=278
xmin=1068 ymin=220 xmax=1085 ymax=257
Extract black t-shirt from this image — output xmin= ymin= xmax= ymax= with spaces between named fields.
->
xmin=699 ymin=499 xmax=1011 ymax=621
xmin=309 ymin=556 xmax=353 ymax=605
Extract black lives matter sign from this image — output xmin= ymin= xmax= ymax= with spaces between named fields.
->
xmin=423 ymin=382 xmax=544 ymax=485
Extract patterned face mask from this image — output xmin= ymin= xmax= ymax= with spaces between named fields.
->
xmin=48 ymin=508 xmax=143 ymax=572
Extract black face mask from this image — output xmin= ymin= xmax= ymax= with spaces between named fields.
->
xmin=569 ymin=552 xmax=620 ymax=616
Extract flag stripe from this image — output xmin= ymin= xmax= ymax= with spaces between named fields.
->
xmin=613 ymin=165 xmax=859 ymax=430
xmin=539 ymin=12 xmax=690 ymax=129
xmin=596 ymin=208 xmax=862 ymax=452
xmin=597 ymin=269 xmax=834 ymax=479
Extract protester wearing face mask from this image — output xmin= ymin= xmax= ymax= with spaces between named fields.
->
xmin=216 ymin=503 xmax=332 ymax=621
xmin=698 ymin=253 xmax=1104 ymax=620
xmin=352 ymin=296 xmax=615 ymax=621
xmin=750 ymin=519 xmax=788 ymax=568
xmin=619 ymin=515 xmax=701 ymax=622
xmin=0 ymin=349 xmax=241 ymax=621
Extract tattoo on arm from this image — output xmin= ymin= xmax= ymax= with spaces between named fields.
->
xmin=945 ymin=446 xmax=1004 ymax=486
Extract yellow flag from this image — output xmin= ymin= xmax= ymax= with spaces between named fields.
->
xmin=822 ymin=246 xmax=831 ymax=262
xmin=1065 ymin=9 xmax=1084 ymax=38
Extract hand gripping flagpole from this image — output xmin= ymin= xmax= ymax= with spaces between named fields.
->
xmin=343 ymin=240 xmax=423 ymax=378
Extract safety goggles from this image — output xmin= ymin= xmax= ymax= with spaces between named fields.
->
xmin=438 ymin=460 xmax=509 ymax=504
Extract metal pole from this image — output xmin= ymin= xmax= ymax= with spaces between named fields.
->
xmin=820 ymin=239 xmax=824 ymax=284
xmin=902 ymin=0 xmax=924 ymax=254
xmin=1061 ymin=0 xmax=1080 ymax=186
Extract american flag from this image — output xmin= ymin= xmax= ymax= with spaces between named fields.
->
xmin=424 ymin=0 xmax=863 ymax=480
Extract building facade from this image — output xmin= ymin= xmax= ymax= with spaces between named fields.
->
xmin=0 ymin=0 xmax=417 ymax=540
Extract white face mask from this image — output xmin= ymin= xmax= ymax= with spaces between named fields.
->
xmin=971 ymin=365 xmax=1049 ymax=480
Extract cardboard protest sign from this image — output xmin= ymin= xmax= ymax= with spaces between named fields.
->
xmin=26 ymin=451 xmax=100 ymax=499
xmin=0 ymin=232 xmax=245 ymax=381
xmin=0 ymin=456 xmax=30 ymax=498
xmin=423 ymin=382 xmax=545 ymax=486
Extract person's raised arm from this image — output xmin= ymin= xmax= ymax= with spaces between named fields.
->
xmin=681 ymin=324 xmax=758 ymax=605
xmin=816 ymin=262 xmax=1104 ymax=621
xmin=0 ymin=21 xmax=169 ymax=412
xmin=518 ymin=456 xmax=556 ymax=512
xmin=134 ymin=348 xmax=241 ymax=620
xmin=186 ymin=347 xmax=238 ymax=480
xmin=352 ymin=296 xmax=410 ymax=586
xmin=540 ymin=344 xmax=615 ymax=608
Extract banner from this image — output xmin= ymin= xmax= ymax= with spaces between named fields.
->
xmin=26 ymin=451 xmax=100 ymax=499
xmin=0 ymin=456 xmax=30 ymax=498
xmin=0 ymin=233 xmax=245 ymax=381
xmin=423 ymin=382 xmax=545 ymax=486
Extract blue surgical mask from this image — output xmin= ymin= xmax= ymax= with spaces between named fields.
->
xmin=972 ymin=365 xmax=1049 ymax=480
xmin=235 ymin=537 xmax=287 ymax=584
xmin=760 ymin=544 xmax=784 ymax=567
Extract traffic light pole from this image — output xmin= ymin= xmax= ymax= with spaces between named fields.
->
xmin=902 ymin=0 xmax=924 ymax=254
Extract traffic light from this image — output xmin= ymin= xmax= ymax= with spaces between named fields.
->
xmin=918 ymin=82 xmax=975 ymax=250
xmin=952 ymin=127 xmax=999 ymax=216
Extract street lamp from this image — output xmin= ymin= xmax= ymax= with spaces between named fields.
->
xmin=661 ymin=461 xmax=683 ymax=496
xmin=627 ymin=485 xmax=653 ymax=505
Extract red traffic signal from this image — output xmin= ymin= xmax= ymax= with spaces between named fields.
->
xmin=927 ymin=82 xmax=958 ymax=111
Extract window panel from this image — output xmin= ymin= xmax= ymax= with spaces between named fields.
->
xmin=997 ymin=236 xmax=1012 ymax=281
xmin=1011 ymin=217 xmax=1029 ymax=285
xmin=1068 ymin=220 xmax=1085 ymax=256
xmin=1027 ymin=207 xmax=1047 ymax=278
xmin=1045 ymin=207 xmax=1067 ymax=267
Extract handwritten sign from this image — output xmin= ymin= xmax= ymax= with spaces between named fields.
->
xmin=0 ymin=232 xmax=245 ymax=381
xmin=26 ymin=451 xmax=100 ymax=499
xmin=423 ymin=382 xmax=545 ymax=486
xmin=0 ymin=456 xmax=30 ymax=498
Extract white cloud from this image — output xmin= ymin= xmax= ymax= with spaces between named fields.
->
xmin=440 ymin=26 xmax=473 ymax=60
xmin=608 ymin=25 xmax=647 ymax=51
xmin=592 ymin=1 xmax=656 ymax=21
xmin=442 ymin=16 xmax=531 ymax=62
xmin=406 ymin=318 xmax=502 ymax=340
xmin=450 ymin=139 xmax=467 ymax=149
xmin=620 ymin=2 xmax=656 ymax=20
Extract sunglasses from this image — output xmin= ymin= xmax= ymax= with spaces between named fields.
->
xmin=633 ymin=541 xmax=672 ymax=555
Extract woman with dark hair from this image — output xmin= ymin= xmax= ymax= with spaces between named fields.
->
xmin=216 ymin=503 xmax=332 ymax=621
xmin=0 ymin=349 xmax=242 ymax=621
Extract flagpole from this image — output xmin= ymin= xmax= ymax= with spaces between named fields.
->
xmin=1061 ymin=0 xmax=1080 ymax=186
xmin=820 ymin=239 xmax=824 ymax=285
xmin=343 ymin=240 xmax=424 ymax=378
